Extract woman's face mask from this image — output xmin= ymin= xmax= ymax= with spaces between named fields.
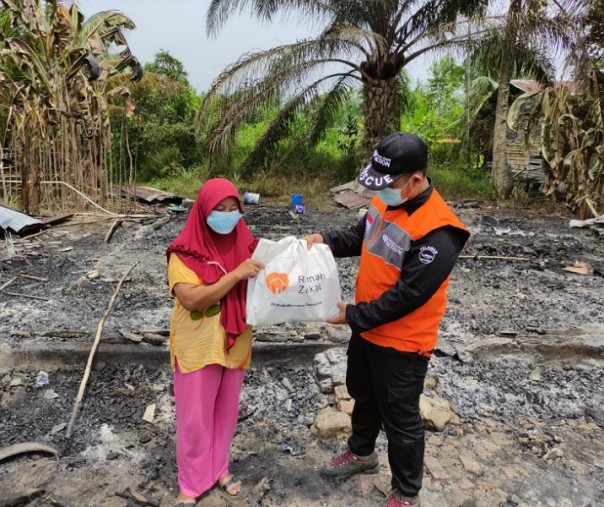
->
xmin=377 ymin=177 xmax=413 ymax=206
xmin=207 ymin=210 xmax=242 ymax=234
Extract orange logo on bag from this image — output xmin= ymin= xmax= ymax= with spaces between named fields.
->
xmin=265 ymin=272 xmax=289 ymax=295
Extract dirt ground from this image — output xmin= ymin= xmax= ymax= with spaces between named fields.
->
xmin=0 ymin=197 xmax=603 ymax=507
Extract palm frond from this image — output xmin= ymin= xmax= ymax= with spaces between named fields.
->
xmin=206 ymin=0 xmax=331 ymax=37
xmin=307 ymin=73 xmax=356 ymax=146
xmin=244 ymin=91 xmax=314 ymax=170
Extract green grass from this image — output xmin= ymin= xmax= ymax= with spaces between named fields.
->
xmin=146 ymin=171 xmax=342 ymax=207
xmin=143 ymin=161 xmax=495 ymax=206
xmin=429 ymin=164 xmax=494 ymax=200
xmin=146 ymin=166 xmax=210 ymax=199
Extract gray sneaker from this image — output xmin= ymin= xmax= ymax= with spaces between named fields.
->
xmin=320 ymin=449 xmax=379 ymax=479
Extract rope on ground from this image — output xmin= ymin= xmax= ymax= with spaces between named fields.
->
xmin=66 ymin=262 xmax=138 ymax=438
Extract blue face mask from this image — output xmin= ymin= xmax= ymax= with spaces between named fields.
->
xmin=207 ymin=210 xmax=242 ymax=234
xmin=377 ymin=178 xmax=412 ymax=206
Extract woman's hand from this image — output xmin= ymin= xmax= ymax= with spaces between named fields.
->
xmin=301 ymin=233 xmax=324 ymax=248
xmin=234 ymin=259 xmax=264 ymax=280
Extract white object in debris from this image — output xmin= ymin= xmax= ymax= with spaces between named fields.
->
xmin=43 ymin=389 xmax=60 ymax=400
xmin=5 ymin=232 xmax=16 ymax=257
xmin=143 ymin=403 xmax=156 ymax=423
xmin=569 ymin=216 xmax=604 ymax=228
xmin=87 ymin=270 xmax=101 ymax=280
xmin=36 ymin=371 xmax=49 ymax=388
xmin=50 ymin=423 xmax=67 ymax=435
xmin=357 ymin=207 xmax=368 ymax=219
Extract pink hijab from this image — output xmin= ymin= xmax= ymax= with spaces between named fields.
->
xmin=166 ymin=178 xmax=257 ymax=348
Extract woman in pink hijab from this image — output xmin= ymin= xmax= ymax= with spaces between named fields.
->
xmin=166 ymin=178 xmax=262 ymax=506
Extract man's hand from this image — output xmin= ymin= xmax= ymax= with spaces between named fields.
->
xmin=301 ymin=233 xmax=324 ymax=249
xmin=327 ymin=302 xmax=347 ymax=324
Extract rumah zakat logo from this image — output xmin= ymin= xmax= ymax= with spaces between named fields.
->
xmin=265 ymin=272 xmax=289 ymax=295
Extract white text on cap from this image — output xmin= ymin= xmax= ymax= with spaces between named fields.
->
xmin=359 ymin=166 xmax=395 ymax=188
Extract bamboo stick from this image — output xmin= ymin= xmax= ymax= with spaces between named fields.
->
xmin=0 ymin=277 xmax=17 ymax=291
xmin=459 ymin=255 xmax=530 ymax=261
xmin=66 ymin=262 xmax=138 ymax=438
xmin=20 ymin=274 xmax=49 ymax=282
xmin=2 ymin=291 xmax=49 ymax=301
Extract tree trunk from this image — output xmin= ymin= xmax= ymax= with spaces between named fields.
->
xmin=361 ymin=77 xmax=399 ymax=162
xmin=492 ymin=0 xmax=521 ymax=198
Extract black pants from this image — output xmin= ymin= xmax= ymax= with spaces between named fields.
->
xmin=346 ymin=332 xmax=429 ymax=496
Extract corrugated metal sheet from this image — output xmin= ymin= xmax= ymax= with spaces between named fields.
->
xmin=118 ymin=185 xmax=182 ymax=204
xmin=39 ymin=213 xmax=73 ymax=226
xmin=0 ymin=204 xmax=42 ymax=234
xmin=510 ymin=80 xmax=542 ymax=93
xmin=333 ymin=190 xmax=374 ymax=209
xmin=331 ymin=180 xmax=376 ymax=209
xmin=510 ymin=79 xmax=581 ymax=94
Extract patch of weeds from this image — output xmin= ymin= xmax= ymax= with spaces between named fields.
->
xmin=146 ymin=165 xmax=209 ymax=199
xmin=430 ymin=164 xmax=494 ymax=200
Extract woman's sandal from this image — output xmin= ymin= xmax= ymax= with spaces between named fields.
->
xmin=218 ymin=474 xmax=241 ymax=497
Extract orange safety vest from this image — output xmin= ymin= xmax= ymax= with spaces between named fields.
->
xmin=356 ymin=189 xmax=468 ymax=357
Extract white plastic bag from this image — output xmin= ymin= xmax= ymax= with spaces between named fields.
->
xmin=246 ymin=236 xmax=342 ymax=326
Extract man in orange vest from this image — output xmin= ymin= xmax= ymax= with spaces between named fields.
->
xmin=304 ymin=132 xmax=469 ymax=507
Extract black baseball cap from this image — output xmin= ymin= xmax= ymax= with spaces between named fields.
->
xmin=358 ymin=132 xmax=428 ymax=190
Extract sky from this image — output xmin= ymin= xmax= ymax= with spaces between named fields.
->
xmin=78 ymin=0 xmax=431 ymax=93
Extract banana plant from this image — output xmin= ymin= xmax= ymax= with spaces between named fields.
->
xmin=508 ymin=70 xmax=603 ymax=218
xmin=0 ymin=0 xmax=141 ymax=213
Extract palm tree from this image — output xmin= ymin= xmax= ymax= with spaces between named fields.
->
xmin=198 ymin=0 xmax=489 ymax=171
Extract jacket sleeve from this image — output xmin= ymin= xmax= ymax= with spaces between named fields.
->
xmin=321 ymin=215 xmax=366 ymax=258
xmin=345 ymin=225 xmax=466 ymax=334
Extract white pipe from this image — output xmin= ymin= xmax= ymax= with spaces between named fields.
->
xmin=3 ymin=179 xmax=118 ymax=215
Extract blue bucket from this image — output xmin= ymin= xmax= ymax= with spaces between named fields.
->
xmin=291 ymin=193 xmax=303 ymax=206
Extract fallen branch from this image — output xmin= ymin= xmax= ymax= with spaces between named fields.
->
xmin=66 ymin=262 xmax=138 ymax=438
xmin=585 ymin=198 xmax=599 ymax=218
xmin=0 ymin=276 xmax=17 ymax=291
xmin=104 ymin=219 xmax=123 ymax=244
xmin=459 ymin=255 xmax=529 ymax=261
xmin=10 ymin=330 xmax=87 ymax=338
xmin=115 ymin=487 xmax=160 ymax=507
xmin=20 ymin=274 xmax=49 ymax=282
xmin=2 ymin=291 xmax=49 ymax=301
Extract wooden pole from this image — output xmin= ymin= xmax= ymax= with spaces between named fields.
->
xmin=66 ymin=262 xmax=138 ymax=438
xmin=459 ymin=255 xmax=529 ymax=261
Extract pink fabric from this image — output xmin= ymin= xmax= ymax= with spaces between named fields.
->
xmin=166 ymin=178 xmax=258 ymax=347
xmin=173 ymin=362 xmax=245 ymax=497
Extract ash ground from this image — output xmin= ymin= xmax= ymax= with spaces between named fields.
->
xmin=1 ymin=200 xmax=603 ymax=507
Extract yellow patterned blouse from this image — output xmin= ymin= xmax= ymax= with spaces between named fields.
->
xmin=167 ymin=254 xmax=252 ymax=373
